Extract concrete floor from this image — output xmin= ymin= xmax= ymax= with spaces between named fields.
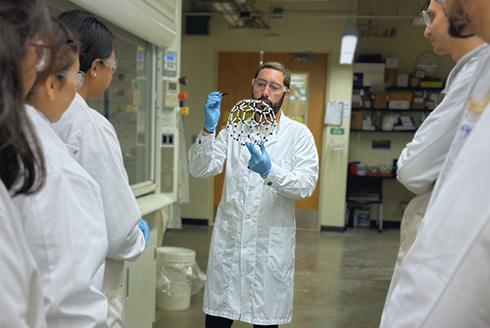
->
xmin=156 ymin=225 xmax=399 ymax=328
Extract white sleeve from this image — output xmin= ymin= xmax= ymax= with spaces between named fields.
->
xmin=188 ymin=128 xmax=228 ymax=178
xmin=397 ymin=68 xmax=473 ymax=194
xmin=381 ymin=105 xmax=490 ymax=328
xmin=0 ymin=188 xmax=47 ymax=328
xmin=71 ymin=123 xmax=144 ymax=262
xmin=263 ymin=128 xmax=319 ymax=200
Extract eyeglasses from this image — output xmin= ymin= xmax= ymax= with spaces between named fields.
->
xmin=28 ymin=41 xmax=51 ymax=72
xmin=252 ymin=78 xmax=289 ymax=94
xmin=100 ymin=58 xmax=117 ymax=73
xmin=422 ymin=10 xmax=434 ymax=28
xmin=58 ymin=70 xmax=85 ymax=90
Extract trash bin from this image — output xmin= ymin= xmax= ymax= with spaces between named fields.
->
xmin=156 ymin=247 xmax=205 ymax=311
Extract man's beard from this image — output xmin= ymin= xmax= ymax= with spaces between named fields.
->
xmin=252 ymin=92 xmax=286 ymax=114
xmin=447 ymin=0 xmax=475 ymax=38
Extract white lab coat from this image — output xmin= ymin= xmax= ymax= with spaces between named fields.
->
xmin=14 ymin=105 xmax=108 ymax=328
xmin=379 ymin=96 xmax=490 ymax=328
xmin=51 ymin=93 xmax=145 ymax=327
xmin=385 ymin=44 xmax=486 ymax=304
xmin=0 ymin=182 xmax=47 ymax=328
xmin=189 ymin=114 xmax=318 ymax=325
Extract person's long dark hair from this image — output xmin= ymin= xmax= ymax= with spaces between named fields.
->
xmin=0 ymin=0 xmax=55 ymax=195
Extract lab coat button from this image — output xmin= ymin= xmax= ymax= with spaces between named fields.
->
xmin=267 ymin=182 xmax=272 ymax=186
xmin=249 ymin=187 xmax=254 ymax=192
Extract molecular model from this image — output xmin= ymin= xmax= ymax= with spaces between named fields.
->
xmin=226 ymin=99 xmax=277 ymax=146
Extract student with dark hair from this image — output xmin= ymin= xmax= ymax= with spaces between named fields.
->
xmin=14 ymin=18 xmax=110 ymax=328
xmin=0 ymin=0 xmax=53 ymax=326
xmin=53 ymin=10 xmax=148 ymax=328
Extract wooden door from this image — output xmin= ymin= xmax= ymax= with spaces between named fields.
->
xmin=215 ymin=52 xmax=327 ymax=227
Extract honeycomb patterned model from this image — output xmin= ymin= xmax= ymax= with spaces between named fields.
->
xmin=226 ymin=99 xmax=277 ymax=146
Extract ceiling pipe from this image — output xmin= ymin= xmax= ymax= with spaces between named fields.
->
xmin=183 ymin=11 xmax=418 ymax=20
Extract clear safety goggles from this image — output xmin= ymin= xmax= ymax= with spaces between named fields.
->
xmin=28 ymin=40 xmax=51 ymax=72
xmin=422 ymin=10 xmax=433 ymax=28
xmin=252 ymin=78 xmax=289 ymax=95
xmin=58 ymin=70 xmax=85 ymax=90
xmin=100 ymin=57 xmax=118 ymax=73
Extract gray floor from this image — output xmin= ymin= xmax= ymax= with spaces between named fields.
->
xmin=156 ymin=225 xmax=399 ymax=328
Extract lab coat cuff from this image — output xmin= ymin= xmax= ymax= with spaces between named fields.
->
xmin=196 ymin=129 xmax=215 ymax=150
xmin=262 ymin=162 xmax=286 ymax=188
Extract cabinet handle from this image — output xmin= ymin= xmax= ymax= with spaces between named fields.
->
xmin=126 ymin=268 xmax=130 ymax=299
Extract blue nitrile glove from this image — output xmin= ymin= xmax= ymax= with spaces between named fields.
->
xmin=245 ymin=141 xmax=271 ymax=177
xmin=203 ymin=91 xmax=222 ymax=132
xmin=138 ymin=219 xmax=150 ymax=246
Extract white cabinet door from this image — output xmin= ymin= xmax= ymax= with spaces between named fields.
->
xmin=123 ymin=245 xmax=156 ymax=328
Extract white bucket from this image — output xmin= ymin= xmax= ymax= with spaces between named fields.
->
xmin=156 ymin=247 xmax=196 ymax=311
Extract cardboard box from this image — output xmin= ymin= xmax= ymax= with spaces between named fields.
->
xmin=351 ymin=112 xmax=363 ymax=130
xmin=389 ymin=92 xmax=413 ymax=103
xmin=412 ymin=97 xmax=425 ymax=109
xmin=354 ymin=63 xmax=386 ymax=87
xmin=389 ymin=100 xmax=411 ymax=110
xmin=385 ymin=68 xmax=398 ymax=86
xmin=374 ymin=91 xmax=388 ymax=109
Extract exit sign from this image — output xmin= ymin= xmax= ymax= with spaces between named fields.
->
xmin=330 ymin=128 xmax=345 ymax=135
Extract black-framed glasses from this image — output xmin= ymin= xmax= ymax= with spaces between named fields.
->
xmin=28 ymin=41 xmax=50 ymax=72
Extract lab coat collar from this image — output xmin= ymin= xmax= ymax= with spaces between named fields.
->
xmin=444 ymin=43 xmax=488 ymax=94
xmin=73 ymin=92 xmax=87 ymax=107
xmin=266 ymin=110 xmax=290 ymax=146
xmin=26 ymin=104 xmax=50 ymax=124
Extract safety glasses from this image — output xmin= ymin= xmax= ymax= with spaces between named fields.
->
xmin=58 ymin=70 xmax=85 ymax=90
xmin=252 ymin=78 xmax=289 ymax=95
xmin=100 ymin=57 xmax=118 ymax=73
xmin=28 ymin=41 xmax=51 ymax=72
xmin=422 ymin=10 xmax=433 ymax=28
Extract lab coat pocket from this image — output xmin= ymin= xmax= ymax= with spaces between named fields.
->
xmin=268 ymin=227 xmax=295 ymax=271
xmin=209 ymin=220 xmax=228 ymax=261
xmin=65 ymin=144 xmax=81 ymax=162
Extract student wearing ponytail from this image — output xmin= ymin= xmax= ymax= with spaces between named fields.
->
xmin=13 ymin=18 xmax=110 ymax=328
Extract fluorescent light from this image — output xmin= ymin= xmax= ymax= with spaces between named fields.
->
xmin=340 ymin=20 xmax=358 ymax=65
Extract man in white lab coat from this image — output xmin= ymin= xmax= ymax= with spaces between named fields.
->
xmin=189 ymin=62 xmax=319 ymax=327
xmin=385 ymin=0 xmax=486 ymax=303
xmin=380 ymin=0 xmax=490 ymax=326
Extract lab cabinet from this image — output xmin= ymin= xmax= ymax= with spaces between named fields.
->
xmin=123 ymin=205 xmax=168 ymax=328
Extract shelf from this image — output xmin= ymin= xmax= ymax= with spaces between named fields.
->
xmin=349 ymin=174 xmax=396 ymax=179
xmin=351 ymin=129 xmax=416 ymax=133
xmin=353 ymin=86 xmax=444 ymax=91
xmin=352 ymin=108 xmax=431 ymax=112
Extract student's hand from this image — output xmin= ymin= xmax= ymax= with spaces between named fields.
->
xmin=138 ymin=219 xmax=150 ymax=246
xmin=203 ymin=91 xmax=222 ymax=133
xmin=246 ymin=141 xmax=271 ymax=177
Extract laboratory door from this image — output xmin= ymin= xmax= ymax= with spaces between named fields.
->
xmin=215 ymin=52 xmax=327 ymax=230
